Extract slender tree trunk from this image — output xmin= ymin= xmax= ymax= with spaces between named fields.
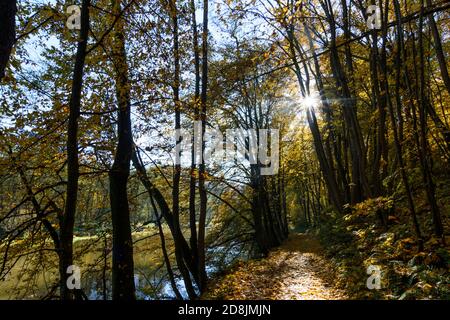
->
xmin=304 ymin=22 xmax=349 ymax=205
xmin=416 ymin=2 xmax=444 ymax=241
xmin=188 ymin=0 xmax=200 ymax=273
xmin=109 ymin=0 xmax=135 ymax=300
xmin=425 ymin=0 xmax=450 ymax=95
xmin=131 ymin=147 xmax=199 ymax=288
xmin=102 ymin=234 xmax=108 ymax=300
xmin=0 ymin=0 xmax=16 ymax=81
xmin=197 ymin=0 xmax=209 ymax=293
xmin=324 ymin=1 xmax=370 ymax=202
xmin=60 ymin=0 xmax=90 ymax=300
xmin=169 ymin=0 xmax=198 ymax=299
xmin=387 ymin=2 xmax=424 ymax=250
xmin=251 ymin=171 xmax=269 ymax=255
xmin=307 ymin=108 xmax=343 ymax=213
xmin=150 ymin=194 xmax=183 ymax=300
xmin=280 ymin=166 xmax=289 ymax=237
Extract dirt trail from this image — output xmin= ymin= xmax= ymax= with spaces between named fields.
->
xmin=205 ymin=233 xmax=348 ymax=300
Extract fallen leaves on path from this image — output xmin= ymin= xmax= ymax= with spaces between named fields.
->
xmin=204 ymin=233 xmax=348 ymax=300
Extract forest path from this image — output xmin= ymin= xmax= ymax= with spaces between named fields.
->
xmin=206 ymin=233 xmax=348 ymax=300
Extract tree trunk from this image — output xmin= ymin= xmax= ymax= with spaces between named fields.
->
xmin=0 ymin=0 xmax=16 ymax=81
xmin=150 ymin=194 xmax=183 ymax=300
xmin=425 ymin=0 xmax=450 ymax=95
xmin=188 ymin=0 xmax=200 ymax=273
xmin=170 ymin=0 xmax=198 ymax=299
xmin=197 ymin=0 xmax=209 ymax=293
xmin=109 ymin=0 xmax=135 ymax=300
xmin=60 ymin=0 xmax=90 ymax=300
xmin=307 ymin=108 xmax=344 ymax=213
xmin=415 ymin=2 xmax=444 ymax=241
xmin=387 ymin=1 xmax=424 ymax=250
xmin=131 ymin=147 xmax=198 ymax=297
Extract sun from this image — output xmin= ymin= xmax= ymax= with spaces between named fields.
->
xmin=301 ymin=92 xmax=320 ymax=109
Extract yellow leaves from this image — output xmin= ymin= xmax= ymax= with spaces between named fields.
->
xmin=396 ymin=237 xmax=416 ymax=256
xmin=204 ymin=234 xmax=347 ymax=300
xmin=62 ymin=105 xmax=69 ymax=114
xmin=425 ymin=236 xmax=440 ymax=248
xmin=199 ymin=171 xmax=214 ymax=181
xmin=354 ymin=229 xmax=367 ymax=239
xmin=419 ymin=282 xmax=433 ymax=294
xmin=190 ymin=168 xmax=199 ymax=178
xmin=398 ymin=237 xmax=415 ymax=247
xmin=351 ymin=196 xmax=394 ymax=219
xmin=413 ymin=251 xmax=427 ymax=260
xmin=423 ymin=251 xmax=442 ymax=266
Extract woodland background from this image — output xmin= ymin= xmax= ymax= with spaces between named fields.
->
xmin=0 ymin=0 xmax=449 ymax=300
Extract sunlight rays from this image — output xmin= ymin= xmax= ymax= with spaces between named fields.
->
xmin=300 ymin=92 xmax=320 ymax=111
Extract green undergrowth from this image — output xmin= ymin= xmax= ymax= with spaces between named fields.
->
xmin=315 ymin=198 xmax=450 ymax=300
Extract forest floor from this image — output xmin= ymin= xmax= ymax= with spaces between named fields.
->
xmin=204 ymin=233 xmax=347 ymax=300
